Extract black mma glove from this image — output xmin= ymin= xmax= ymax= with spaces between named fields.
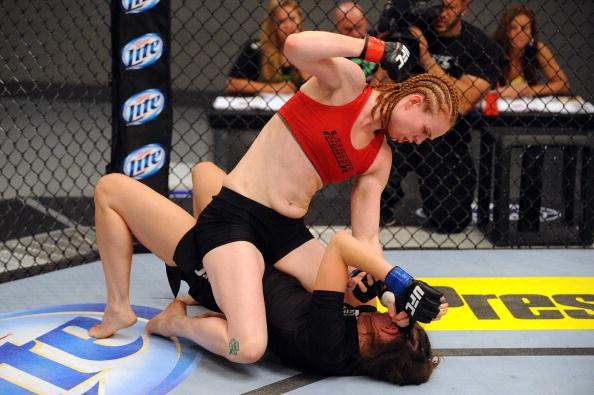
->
xmin=350 ymin=269 xmax=386 ymax=303
xmin=380 ymin=41 xmax=413 ymax=81
xmin=359 ymin=35 xmax=416 ymax=82
xmin=384 ymin=266 xmax=443 ymax=323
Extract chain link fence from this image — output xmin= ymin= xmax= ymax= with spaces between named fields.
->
xmin=1 ymin=0 xmax=593 ymax=283
xmin=1 ymin=1 xmax=111 ymax=282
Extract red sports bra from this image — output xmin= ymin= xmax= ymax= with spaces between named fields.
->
xmin=277 ymin=86 xmax=384 ymax=184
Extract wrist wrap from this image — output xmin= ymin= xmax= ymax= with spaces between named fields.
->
xmin=384 ymin=266 xmax=412 ymax=299
xmin=360 ymin=35 xmax=385 ymax=63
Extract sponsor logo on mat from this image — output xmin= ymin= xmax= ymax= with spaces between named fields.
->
xmin=378 ymin=277 xmax=594 ymax=330
xmin=0 ymin=304 xmax=199 ymax=394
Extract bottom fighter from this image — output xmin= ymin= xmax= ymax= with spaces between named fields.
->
xmin=144 ymin=162 xmax=448 ymax=385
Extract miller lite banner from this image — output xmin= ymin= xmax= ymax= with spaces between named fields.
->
xmin=109 ymin=0 xmax=171 ymax=196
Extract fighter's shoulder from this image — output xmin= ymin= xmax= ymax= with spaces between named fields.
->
xmin=364 ymin=138 xmax=392 ymax=179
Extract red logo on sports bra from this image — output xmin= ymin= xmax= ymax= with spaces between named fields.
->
xmin=322 ymin=131 xmax=353 ymax=174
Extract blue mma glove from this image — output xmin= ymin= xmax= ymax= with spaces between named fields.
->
xmin=384 ymin=266 xmax=443 ymax=323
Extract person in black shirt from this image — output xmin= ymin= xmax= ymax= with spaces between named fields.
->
xmin=145 ymin=162 xmax=447 ymax=385
xmin=225 ymin=0 xmax=307 ymax=94
xmin=378 ymin=0 xmax=501 ymax=233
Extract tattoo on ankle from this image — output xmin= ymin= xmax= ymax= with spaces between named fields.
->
xmin=229 ymin=338 xmax=240 ymax=355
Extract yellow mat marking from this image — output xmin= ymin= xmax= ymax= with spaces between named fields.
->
xmin=377 ymin=277 xmax=594 ymax=330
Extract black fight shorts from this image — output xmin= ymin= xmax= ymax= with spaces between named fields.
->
xmin=173 ymin=226 xmax=220 ymax=311
xmin=172 ymin=187 xmax=313 ymax=306
xmin=195 ymin=187 xmax=313 ymax=264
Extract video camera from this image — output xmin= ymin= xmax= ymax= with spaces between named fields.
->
xmin=375 ymin=1 xmax=443 ymax=77
xmin=377 ymin=0 xmax=443 ymax=36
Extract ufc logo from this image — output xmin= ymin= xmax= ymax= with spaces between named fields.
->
xmin=434 ymin=54 xmax=454 ymax=70
xmin=405 ymin=285 xmax=425 ymax=315
xmin=395 ymin=44 xmax=410 ymax=69
xmin=195 ymin=268 xmax=208 ymax=279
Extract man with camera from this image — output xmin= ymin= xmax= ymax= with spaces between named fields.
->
xmin=378 ymin=0 xmax=501 ymax=233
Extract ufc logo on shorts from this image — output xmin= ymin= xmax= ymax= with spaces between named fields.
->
xmin=396 ymin=44 xmax=410 ymax=69
xmin=194 ymin=268 xmax=208 ymax=280
xmin=405 ymin=285 xmax=424 ymax=315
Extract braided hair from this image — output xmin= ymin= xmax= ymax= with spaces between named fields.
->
xmin=371 ymin=73 xmax=459 ymax=132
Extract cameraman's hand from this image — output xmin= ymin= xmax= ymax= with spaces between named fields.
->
xmin=409 ymin=26 xmax=433 ymax=70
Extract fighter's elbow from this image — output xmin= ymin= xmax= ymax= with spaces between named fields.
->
xmin=282 ymin=32 xmax=302 ymax=59
xmin=329 ymin=230 xmax=352 ymax=250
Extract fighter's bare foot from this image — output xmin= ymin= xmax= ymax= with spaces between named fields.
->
xmin=145 ymin=299 xmax=187 ymax=338
xmin=90 ymin=305 xmax=137 ymax=339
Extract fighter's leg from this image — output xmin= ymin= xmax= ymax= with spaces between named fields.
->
xmin=91 ymin=173 xmax=196 ymax=338
xmin=191 ymin=161 xmax=226 ymax=218
xmin=195 ymin=242 xmax=268 ymax=364
xmin=274 ymin=238 xmax=326 ymax=292
xmin=146 ymin=299 xmax=224 ymax=339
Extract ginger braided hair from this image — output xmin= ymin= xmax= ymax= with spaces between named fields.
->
xmin=371 ymin=73 xmax=459 ymax=131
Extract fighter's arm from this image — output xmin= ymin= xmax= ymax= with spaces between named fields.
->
xmin=284 ymin=31 xmax=413 ymax=96
xmin=283 ymin=31 xmax=368 ymax=94
xmin=313 ymin=230 xmax=448 ymax=322
xmin=349 ymin=142 xmax=392 ymax=256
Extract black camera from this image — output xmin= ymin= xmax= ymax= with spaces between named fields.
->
xmin=376 ymin=0 xmax=443 ymax=77
xmin=377 ymin=0 xmax=443 ymax=36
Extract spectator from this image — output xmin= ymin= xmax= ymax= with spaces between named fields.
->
xmin=335 ymin=1 xmax=368 ymax=38
xmin=377 ymin=0 xmax=501 ymax=233
xmin=494 ymin=3 xmax=570 ymax=98
xmin=334 ymin=1 xmax=377 ymax=81
xmin=225 ymin=0 xmax=307 ymax=94
xmin=494 ymin=4 xmax=570 ymax=232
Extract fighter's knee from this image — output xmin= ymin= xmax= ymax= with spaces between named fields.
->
xmin=227 ymin=338 xmax=267 ymax=364
xmin=94 ymin=173 xmax=125 ymax=204
xmin=191 ymin=161 xmax=216 ymax=180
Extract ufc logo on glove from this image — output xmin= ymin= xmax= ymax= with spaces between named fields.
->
xmin=405 ymin=285 xmax=424 ymax=315
xmin=394 ymin=44 xmax=410 ymax=69
xmin=384 ymin=266 xmax=444 ymax=323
